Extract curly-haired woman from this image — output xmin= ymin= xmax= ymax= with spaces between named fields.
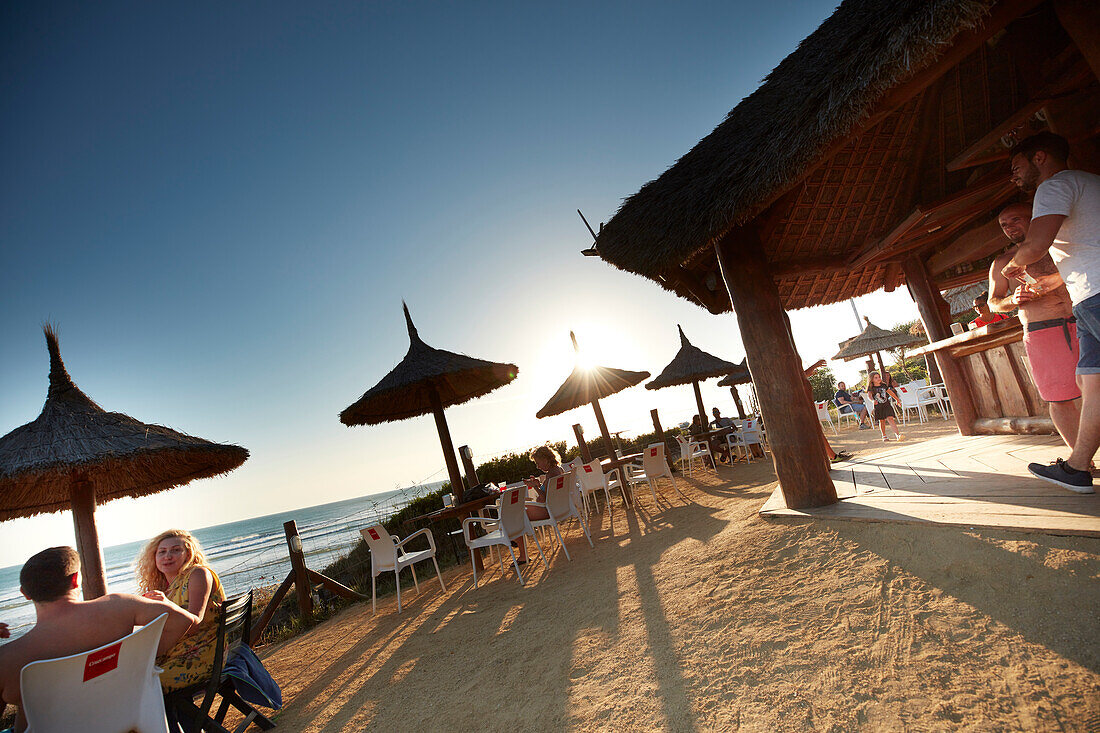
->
xmin=135 ymin=529 xmax=225 ymax=691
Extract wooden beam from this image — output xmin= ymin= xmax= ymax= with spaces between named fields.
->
xmin=770 ymin=257 xmax=849 ymax=279
xmin=883 ymin=262 xmax=902 ymax=292
xmin=428 ymin=386 xmax=466 ymax=504
xmin=1055 ymin=0 xmax=1100 ymax=82
xmin=902 ymin=256 xmax=979 ymax=435
xmin=927 ymin=219 xmax=1009 ymax=276
xmin=715 ymin=227 xmax=837 ymax=509
xmin=730 ymin=387 xmax=747 ymax=419
xmin=71 ymin=477 xmax=107 ymax=600
xmin=283 ymin=520 xmax=314 ymax=622
xmin=946 ymin=99 xmax=1051 ymax=171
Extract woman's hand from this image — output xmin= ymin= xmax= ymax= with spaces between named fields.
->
xmin=142 ymin=590 xmax=168 ymax=602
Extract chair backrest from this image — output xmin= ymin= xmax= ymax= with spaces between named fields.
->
xmin=897 ymin=385 xmax=920 ymax=407
xmin=361 ymin=525 xmax=398 ymax=570
xmin=911 ymin=378 xmax=928 ymax=388
xmin=544 ymin=470 xmax=574 ymax=521
xmin=674 ymin=434 xmax=689 ymax=449
xmin=21 ymin=613 xmax=169 ymax=733
xmin=740 ymin=419 xmax=762 ymax=444
xmin=814 ymin=401 xmax=832 ymax=419
xmin=497 ymin=486 xmax=528 ymax=540
xmin=577 ymin=460 xmax=607 ymax=491
xmin=184 ymin=592 xmax=253 ymax=720
xmin=642 ymin=442 xmax=667 ymax=475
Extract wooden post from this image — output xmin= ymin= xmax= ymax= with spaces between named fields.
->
xmin=590 ymin=400 xmax=615 ymax=458
xmin=730 ymin=387 xmax=747 ymax=419
xmin=70 ymin=478 xmax=107 ymax=599
xmin=428 ymin=386 xmax=466 ymax=503
xmin=691 ymin=380 xmax=708 ymax=427
xmin=651 ymin=408 xmax=673 ymax=471
xmin=283 ymin=520 xmax=313 ymax=621
xmin=715 ymin=229 xmax=838 ymax=509
xmin=875 ymin=351 xmax=888 ymax=378
xmin=458 ymin=445 xmax=479 ymax=488
xmin=573 ymin=423 xmax=592 ymax=462
xmin=902 ymin=255 xmax=979 ymax=434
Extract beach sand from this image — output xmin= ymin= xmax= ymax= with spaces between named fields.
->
xmin=260 ymin=422 xmax=1100 ymax=731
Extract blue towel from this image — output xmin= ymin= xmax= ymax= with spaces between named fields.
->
xmin=223 ymin=646 xmax=282 ymax=710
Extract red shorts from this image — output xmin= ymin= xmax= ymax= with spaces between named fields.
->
xmin=1023 ymin=320 xmax=1081 ymax=403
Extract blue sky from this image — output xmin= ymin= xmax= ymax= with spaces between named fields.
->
xmin=0 ymin=0 xmax=921 ymax=568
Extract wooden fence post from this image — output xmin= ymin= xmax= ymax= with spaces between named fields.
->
xmin=284 ymin=520 xmax=313 ymax=621
xmin=573 ymin=423 xmax=592 ymax=462
xmin=459 ymin=445 xmax=479 ymax=488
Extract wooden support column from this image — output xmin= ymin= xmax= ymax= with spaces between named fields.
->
xmin=573 ymin=423 xmax=592 ymax=463
xmin=691 ymin=380 xmax=708 ymax=427
xmin=1055 ymin=0 xmax=1100 ymax=81
xmin=903 ymin=255 xmax=979 ymax=434
xmin=428 ymin=386 xmax=466 ymax=503
xmin=283 ymin=520 xmax=314 ymax=621
xmin=715 ymin=229 xmax=838 ymax=509
xmin=651 ymin=408 xmax=673 ymax=471
xmin=71 ymin=477 xmax=107 ymax=599
xmin=590 ymin=399 xmax=615 ymax=458
xmin=458 ymin=445 xmax=479 ymax=489
xmin=875 ymin=351 xmax=888 ymax=378
xmin=730 ymin=387 xmax=746 ymax=419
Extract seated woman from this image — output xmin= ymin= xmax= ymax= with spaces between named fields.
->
xmin=523 ymin=444 xmax=564 ymax=521
xmin=136 ymin=529 xmax=225 ymax=692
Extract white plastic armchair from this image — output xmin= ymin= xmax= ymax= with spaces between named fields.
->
xmin=674 ymin=434 xmax=713 ymax=476
xmin=463 ymin=486 xmax=547 ymax=587
xmin=624 ymin=442 xmax=682 ymax=504
xmin=360 ymin=524 xmax=446 ymax=614
xmin=576 ymin=459 xmax=628 ymax=513
xmin=527 ymin=470 xmax=592 ymax=560
xmin=732 ymin=419 xmax=766 ymax=462
xmin=895 ymin=385 xmax=927 ymax=425
xmin=815 ymin=401 xmax=838 ymax=435
xmin=21 ymin=613 xmax=169 ymax=733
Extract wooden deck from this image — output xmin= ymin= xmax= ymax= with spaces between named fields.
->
xmin=760 ymin=433 xmax=1100 ymax=537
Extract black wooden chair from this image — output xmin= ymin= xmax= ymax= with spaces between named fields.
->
xmin=163 ymin=590 xmax=277 ymax=733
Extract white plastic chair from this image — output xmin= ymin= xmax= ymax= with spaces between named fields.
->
xmin=21 ymin=613 xmax=169 ymax=733
xmin=527 ymin=470 xmax=593 ymax=560
xmin=577 ymin=459 xmax=627 ymax=513
xmin=674 ymin=434 xmax=713 ymax=475
xmin=915 ymin=383 xmax=950 ymax=419
xmin=624 ymin=443 xmax=682 ymax=504
xmin=463 ymin=486 xmax=547 ymax=587
xmin=895 ymin=385 xmax=927 ymax=425
xmin=833 ymin=399 xmax=859 ymax=429
xmin=360 ymin=524 xmax=446 ymax=614
xmin=815 ymin=401 xmax=838 ymax=435
xmin=732 ymin=419 xmax=766 ymax=462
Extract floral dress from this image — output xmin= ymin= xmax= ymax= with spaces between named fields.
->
xmin=157 ymin=565 xmax=226 ymax=692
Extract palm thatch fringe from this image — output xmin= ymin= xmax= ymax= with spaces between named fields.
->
xmin=716 ymin=359 xmax=752 ymax=387
xmin=0 ymin=326 xmax=248 ymax=521
xmin=646 ymin=326 xmax=739 ymax=390
xmin=596 ymin=0 xmax=992 ymax=278
xmin=340 ymin=303 xmax=518 ymax=426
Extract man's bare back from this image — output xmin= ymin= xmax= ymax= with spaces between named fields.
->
xmin=0 ymin=593 xmax=193 ymax=721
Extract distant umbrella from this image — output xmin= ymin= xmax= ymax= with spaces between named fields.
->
xmin=0 ymin=327 xmax=248 ymax=599
xmin=646 ymin=326 xmax=739 ymax=427
xmin=716 ymin=359 xmax=753 ymax=420
xmin=833 ymin=316 xmax=925 ymax=375
xmin=340 ymin=303 xmax=518 ymax=502
xmin=536 ymin=332 xmax=650 ymax=457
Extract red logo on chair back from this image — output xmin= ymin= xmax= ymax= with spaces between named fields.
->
xmin=554 ymin=476 xmax=564 ymax=489
xmin=583 ymin=465 xmax=593 ymax=473
xmin=83 ymin=642 xmax=121 ymax=682
xmin=367 ymin=528 xmax=381 ymax=540
xmin=650 ymin=448 xmax=658 ymax=457
xmin=509 ymin=490 xmax=520 ymax=504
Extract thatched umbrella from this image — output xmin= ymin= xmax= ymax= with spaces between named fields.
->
xmin=646 ymin=326 xmax=738 ymax=427
xmin=833 ymin=316 xmax=925 ymax=376
xmin=536 ymin=332 xmax=650 ymax=458
xmin=0 ymin=327 xmax=249 ymax=599
xmin=340 ymin=303 xmax=517 ymax=503
xmin=716 ymin=359 xmax=752 ymax=419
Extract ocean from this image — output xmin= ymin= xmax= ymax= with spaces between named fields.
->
xmin=0 ymin=481 xmax=444 ymax=640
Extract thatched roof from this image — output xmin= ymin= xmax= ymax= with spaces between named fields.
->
xmin=0 ymin=327 xmax=249 ymax=521
xmin=833 ymin=317 xmax=925 ymax=361
xmin=716 ymin=359 xmax=752 ymax=387
xmin=340 ymin=303 xmax=518 ymax=425
xmin=537 ymin=364 xmax=650 ymax=419
xmin=945 ymin=281 xmax=990 ymax=314
xmin=646 ymin=326 xmax=739 ymax=390
xmin=594 ymin=0 xmax=1016 ymax=311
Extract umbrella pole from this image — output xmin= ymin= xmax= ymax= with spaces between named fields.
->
xmin=730 ymin=387 xmax=746 ymax=419
xmin=71 ymin=477 xmax=107 ymax=599
xmin=692 ymin=380 xmax=708 ymax=426
xmin=876 ymin=351 xmax=888 ymax=378
xmin=590 ymin=399 xmax=615 ymax=459
xmin=428 ymin=387 xmax=467 ymax=503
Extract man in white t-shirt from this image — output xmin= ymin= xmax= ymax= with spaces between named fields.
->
xmin=1002 ymin=132 xmax=1100 ymax=494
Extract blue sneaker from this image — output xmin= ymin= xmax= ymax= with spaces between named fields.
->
xmin=1028 ymin=459 xmax=1095 ymax=494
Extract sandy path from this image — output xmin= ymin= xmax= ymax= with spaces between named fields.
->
xmin=260 ymin=423 xmax=1100 ymax=731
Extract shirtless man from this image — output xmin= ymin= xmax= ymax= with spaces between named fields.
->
xmin=989 ymin=202 xmax=1082 ymax=450
xmin=0 ymin=547 xmax=197 ymax=731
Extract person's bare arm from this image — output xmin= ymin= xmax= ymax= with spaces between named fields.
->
xmin=988 ymin=255 xmax=1017 ymax=313
xmin=124 ymin=594 xmax=202 ymax=655
xmin=181 ymin=568 xmax=214 ymax=625
xmin=1001 ymin=215 xmax=1066 ymax=278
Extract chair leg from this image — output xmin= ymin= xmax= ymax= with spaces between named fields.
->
xmin=371 ymin=573 xmax=377 ymax=615
xmin=507 ymin=545 xmax=524 ymax=584
xmin=411 ymin=563 xmax=420 ymax=593
xmin=552 ymin=522 xmax=570 ymax=561
xmin=529 ymin=530 xmax=548 ymax=568
xmin=470 ymin=548 xmax=479 ymax=588
xmin=648 ymin=477 xmax=658 ymax=505
xmin=433 ymin=556 xmax=446 ymax=591
xmin=577 ymin=512 xmax=594 ymax=546
xmin=395 ymin=568 xmax=402 ymax=613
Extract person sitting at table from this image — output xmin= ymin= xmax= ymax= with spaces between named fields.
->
xmin=710 ymin=407 xmax=735 ymax=429
xmin=523 ymin=444 xmax=564 ymax=521
xmin=834 ymin=381 xmax=872 ymax=429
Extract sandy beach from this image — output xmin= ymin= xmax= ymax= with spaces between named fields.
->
xmin=258 ymin=422 xmax=1100 ymax=731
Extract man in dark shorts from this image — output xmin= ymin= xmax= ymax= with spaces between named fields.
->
xmin=989 ymin=202 xmax=1081 ymax=452
xmin=1001 ymin=132 xmax=1100 ymax=493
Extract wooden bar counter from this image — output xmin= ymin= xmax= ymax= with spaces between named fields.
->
xmin=912 ymin=316 xmax=1054 ymax=435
